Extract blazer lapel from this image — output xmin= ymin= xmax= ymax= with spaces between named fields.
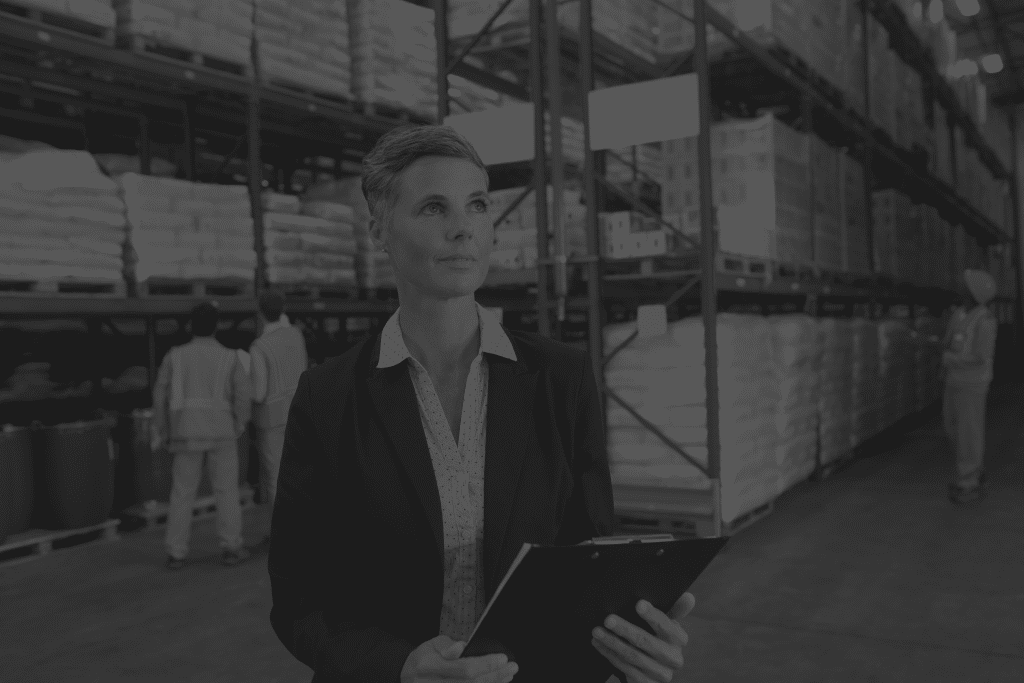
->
xmin=365 ymin=336 xmax=445 ymax=566
xmin=483 ymin=349 xmax=539 ymax=599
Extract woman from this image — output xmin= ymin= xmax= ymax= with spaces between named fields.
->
xmin=268 ymin=125 xmax=696 ymax=683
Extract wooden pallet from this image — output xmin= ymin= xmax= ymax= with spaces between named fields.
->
xmin=120 ymin=35 xmax=251 ymax=78
xmin=138 ymin=277 xmax=253 ymax=298
xmin=616 ymin=499 xmax=774 ymax=538
xmin=0 ymin=0 xmax=115 ymax=44
xmin=453 ymin=23 xmax=531 ymax=54
xmin=717 ymin=252 xmax=770 ymax=278
xmin=603 ymin=253 xmax=701 ymax=280
xmin=263 ymin=77 xmax=356 ymax=109
xmin=119 ymin=486 xmax=255 ymax=531
xmin=0 ymin=519 xmax=120 ymax=566
xmin=277 ymin=283 xmax=358 ymax=300
xmin=0 ymin=277 xmax=126 ymax=296
xmin=772 ymin=260 xmax=818 ymax=281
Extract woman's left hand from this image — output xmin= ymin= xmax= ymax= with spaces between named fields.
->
xmin=591 ymin=592 xmax=696 ymax=683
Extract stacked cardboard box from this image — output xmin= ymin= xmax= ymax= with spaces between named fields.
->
xmin=114 ymin=0 xmax=253 ymax=66
xmin=603 ymin=313 xmax=780 ymax=525
xmin=254 ymin=0 xmax=351 ymax=98
xmin=487 ymin=186 xmax=588 ymax=270
xmin=811 ymin=138 xmax=842 ymax=270
xmin=600 ymin=211 xmax=667 ymax=260
xmin=850 ymin=318 xmax=880 ymax=447
xmin=0 ymin=150 xmax=127 ymax=284
xmin=817 ymin=317 xmax=853 ymax=466
xmin=661 ymin=114 xmax=811 ymax=262
xmin=770 ymin=315 xmax=820 ymax=493
xmin=262 ymin=193 xmax=358 ymax=287
xmin=119 ymin=173 xmax=254 ymax=281
xmin=840 ymin=154 xmax=870 ymax=274
xmin=349 ymin=0 xmax=436 ymax=119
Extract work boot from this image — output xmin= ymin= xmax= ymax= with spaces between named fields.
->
xmin=221 ymin=547 xmax=251 ymax=567
xmin=166 ymin=556 xmax=185 ymax=570
xmin=948 ymin=484 xmax=983 ymax=504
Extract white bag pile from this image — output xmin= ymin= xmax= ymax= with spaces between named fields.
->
xmin=118 ymin=173 xmax=254 ymax=281
xmin=302 ymin=177 xmax=395 ymax=289
xmin=603 ymin=313 xmax=779 ymax=525
xmin=446 ymin=0 xmax=658 ymax=63
xmin=0 ymin=150 xmax=127 ymax=283
xmin=877 ymin=319 xmax=913 ymax=430
xmin=770 ymin=315 xmax=820 ymax=493
xmin=487 ymin=186 xmax=587 ymax=271
xmin=349 ymin=0 xmax=437 ymax=119
xmin=262 ymin=192 xmax=357 ymax=287
xmin=816 ymin=318 xmax=854 ymax=466
xmin=114 ymin=0 xmax=253 ymax=66
xmin=28 ymin=0 xmax=116 ymax=28
xmin=914 ymin=315 xmax=944 ymax=411
xmin=661 ymin=114 xmax=811 ymax=262
xmin=850 ymin=318 xmax=880 ymax=447
xmin=255 ymin=0 xmax=351 ymax=98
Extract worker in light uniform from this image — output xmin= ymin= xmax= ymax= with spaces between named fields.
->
xmin=152 ymin=301 xmax=252 ymax=569
xmin=942 ymin=269 xmax=998 ymax=504
xmin=249 ymin=289 xmax=308 ymax=518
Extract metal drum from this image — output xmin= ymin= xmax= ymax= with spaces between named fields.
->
xmin=0 ymin=424 xmax=34 ymax=543
xmin=33 ymin=417 xmax=115 ymax=530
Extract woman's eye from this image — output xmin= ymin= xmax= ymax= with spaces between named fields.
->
xmin=472 ymin=200 xmax=489 ymax=212
xmin=423 ymin=203 xmax=443 ymax=215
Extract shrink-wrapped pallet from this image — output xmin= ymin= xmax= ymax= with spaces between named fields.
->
xmin=770 ymin=315 xmax=820 ymax=492
xmin=255 ymin=0 xmax=351 ymax=98
xmin=264 ymin=204 xmax=357 ymax=287
xmin=114 ymin=0 xmax=253 ymax=65
xmin=606 ymin=144 xmax=664 ymax=188
xmin=487 ymin=186 xmax=588 ymax=270
xmin=840 ymin=154 xmax=870 ymax=274
xmin=349 ymin=0 xmax=436 ymax=119
xmin=119 ymin=173 xmax=254 ymax=281
xmin=604 ymin=313 xmax=779 ymax=525
xmin=850 ymin=318 xmax=880 ymax=446
xmin=817 ymin=317 xmax=853 ymax=466
xmin=24 ymin=0 xmax=117 ymax=28
xmin=662 ymin=114 xmax=811 ymax=262
xmin=0 ymin=150 xmax=127 ymax=283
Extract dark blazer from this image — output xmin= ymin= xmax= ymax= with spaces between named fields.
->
xmin=268 ymin=326 xmax=615 ymax=683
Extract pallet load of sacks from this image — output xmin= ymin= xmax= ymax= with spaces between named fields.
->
xmin=486 ymin=186 xmax=590 ymax=270
xmin=255 ymin=0 xmax=352 ymax=98
xmin=114 ymin=0 xmax=253 ymax=66
xmin=118 ymin=173 xmax=255 ymax=282
xmin=769 ymin=315 xmax=820 ymax=493
xmin=261 ymin=192 xmax=357 ymax=288
xmin=297 ymin=177 xmax=396 ymax=289
xmin=603 ymin=312 xmax=779 ymax=525
xmin=877 ymin=318 xmax=915 ymax=432
xmin=816 ymin=317 xmax=853 ymax=466
xmin=0 ymin=148 xmax=127 ymax=286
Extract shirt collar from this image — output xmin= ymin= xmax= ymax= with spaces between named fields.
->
xmin=377 ymin=302 xmax=517 ymax=369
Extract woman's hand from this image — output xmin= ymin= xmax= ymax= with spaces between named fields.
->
xmin=591 ymin=592 xmax=696 ymax=683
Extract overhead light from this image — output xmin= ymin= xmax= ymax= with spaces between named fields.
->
xmin=981 ymin=54 xmax=1004 ymax=74
xmin=928 ymin=0 xmax=944 ymax=23
xmin=955 ymin=0 xmax=980 ymax=17
xmin=948 ymin=59 xmax=979 ymax=77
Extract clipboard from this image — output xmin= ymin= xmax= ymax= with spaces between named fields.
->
xmin=461 ymin=534 xmax=729 ymax=682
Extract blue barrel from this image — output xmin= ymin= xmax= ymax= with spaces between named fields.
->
xmin=33 ymin=417 xmax=115 ymax=530
xmin=0 ymin=425 xmax=34 ymax=543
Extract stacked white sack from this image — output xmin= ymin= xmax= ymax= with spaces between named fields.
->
xmin=114 ymin=0 xmax=253 ymax=66
xmin=817 ymin=318 xmax=854 ymax=466
xmin=770 ymin=315 xmax=820 ymax=493
xmin=349 ymin=0 xmax=437 ymax=119
xmin=255 ymin=0 xmax=351 ymax=98
xmin=850 ymin=318 xmax=881 ymax=446
xmin=119 ymin=173 xmax=254 ymax=281
xmin=487 ymin=186 xmax=587 ymax=270
xmin=0 ymin=150 xmax=127 ymax=283
xmin=262 ymin=192 xmax=357 ymax=287
xmin=603 ymin=313 xmax=779 ymax=524
xmin=302 ymin=177 xmax=395 ymax=289
xmin=877 ymin=318 xmax=913 ymax=430
xmin=31 ymin=0 xmax=116 ymax=28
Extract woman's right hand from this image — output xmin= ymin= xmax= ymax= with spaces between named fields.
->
xmin=401 ymin=635 xmax=518 ymax=683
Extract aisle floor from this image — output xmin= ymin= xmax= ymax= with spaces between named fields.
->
xmin=1 ymin=386 xmax=1022 ymax=683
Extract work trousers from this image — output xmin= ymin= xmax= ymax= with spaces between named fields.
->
xmin=942 ymin=382 xmax=989 ymax=489
xmin=254 ymin=424 xmax=286 ymax=506
xmin=165 ymin=444 xmax=244 ymax=560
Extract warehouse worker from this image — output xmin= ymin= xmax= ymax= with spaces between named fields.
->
xmin=942 ymin=269 xmax=998 ymax=504
xmin=152 ymin=301 xmax=252 ymax=569
xmin=249 ymin=289 xmax=307 ymax=525
xmin=268 ymin=125 xmax=696 ymax=683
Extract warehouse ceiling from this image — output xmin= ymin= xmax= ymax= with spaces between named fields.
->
xmin=947 ymin=0 xmax=1024 ymax=107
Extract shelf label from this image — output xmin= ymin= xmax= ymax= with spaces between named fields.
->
xmin=636 ymin=304 xmax=667 ymax=339
xmin=444 ymin=104 xmax=535 ymax=166
xmin=588 ymin=74 xmax=699 ymax=150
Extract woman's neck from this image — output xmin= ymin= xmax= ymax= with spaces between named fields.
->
xmin=397 ymin=294 xmax=480 ymax=376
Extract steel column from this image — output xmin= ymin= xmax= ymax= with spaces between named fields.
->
xmin=249 ymin=31 xmax=266 ymax=296
xmin=139 ymin=115 xmax=151 ymax=176
xmin=805 ymin=95 xmax=816 ymax=265
xmin=1010 ymin=108 xmax=1024 ymax=376
xmin=545 ymin=0 xmax=567 ymax=328
xmin=862 ymin=0 xmax=875 ymax=275
xmin=183 ymin=98 xmax=195 ymax=181
xmin=694 ymin=0 xmax=721 ymax=537
xmin=434 ymin=0 xmax=450 ymax=122
xmin=530 ymin=0 xmax=551 ymax=337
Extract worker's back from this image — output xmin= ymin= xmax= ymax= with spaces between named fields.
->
xmin=251 ymin=324 xmax=307 ymax=429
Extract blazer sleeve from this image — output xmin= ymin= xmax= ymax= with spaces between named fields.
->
xmin=556 ymin=351 xmax=616 ymax=545
xmin=268 ymin=371 xmax=416 ymax=683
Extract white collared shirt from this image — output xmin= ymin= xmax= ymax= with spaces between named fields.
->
xmin=251 ymin=314 xmax=291 ymax=403
xmin=377 ymin=303 xmax=516 ymax=641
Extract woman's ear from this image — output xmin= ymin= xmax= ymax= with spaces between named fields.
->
xmin=368 ymin=217 xmax=387 ymax=253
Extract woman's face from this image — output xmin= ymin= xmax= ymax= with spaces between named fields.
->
xmin=371 ymin=156 xmax=493 ymax=301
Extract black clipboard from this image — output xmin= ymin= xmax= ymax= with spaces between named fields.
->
xmin=461 ymin=534 xmax=728 ymax=682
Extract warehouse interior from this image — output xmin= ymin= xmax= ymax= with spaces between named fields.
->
xmin=1 ymin=1 xmax=1023 ymax=682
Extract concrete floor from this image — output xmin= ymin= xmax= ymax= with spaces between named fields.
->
xmin=1 ymin=386 xmax=1022 ymax=683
